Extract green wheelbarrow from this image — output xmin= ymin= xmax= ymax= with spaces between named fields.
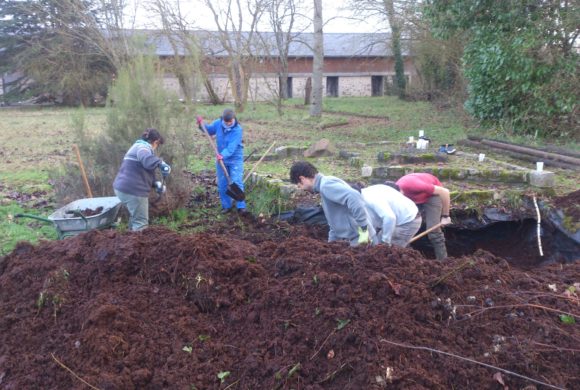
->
xmin=15 ymin=196 xmax=122 ymax=239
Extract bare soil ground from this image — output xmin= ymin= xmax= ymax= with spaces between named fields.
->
xmin=1 ymin=214 xmax=578 ymax=389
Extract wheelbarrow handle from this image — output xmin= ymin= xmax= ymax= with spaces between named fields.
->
xmin=14 ymin=213 xmax=53 ymax=224
xmin=65 ymin=209 xmax=89 ymax=225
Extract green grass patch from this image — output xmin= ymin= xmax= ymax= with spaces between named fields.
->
xmin=0 ymin=202 xmax=58 ymax=255
xmin=1 ymin=170 xmax=52 ymax=192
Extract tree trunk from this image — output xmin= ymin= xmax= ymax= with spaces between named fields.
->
xmin=384 ymin=0 xmax=406 ymax=99
xmin=203 ymin=77 xmax=221 ymax=105
xmin=279 ymin=73 xmax=288 ymax=99
xmin=310 ymin=0 xmax=324 ymax=117
xmin=304 ymin=77 xmax=312 ymax=105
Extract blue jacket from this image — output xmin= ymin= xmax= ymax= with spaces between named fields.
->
xmin=205 ymin=118 xmax=244 ymax=162
xmin=113 ymin=140 xmax=162 ymax=197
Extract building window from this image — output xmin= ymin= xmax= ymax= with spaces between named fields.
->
xmin=326 ymin=76 xmax=338 ymax=97
xmin=371 ymin=76 xmax=384 ymax=96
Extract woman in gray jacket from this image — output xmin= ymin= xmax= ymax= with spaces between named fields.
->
xmin=113 ymin=128 xmax=171 ymax=231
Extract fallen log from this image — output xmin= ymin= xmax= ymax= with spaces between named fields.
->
xmin=480 ymin=139 xmax=580 ymax=166
xmin=468 ymin=136 xmax=580 ymax=159
xmin=457 ymin=140 xmax=579 ymax=170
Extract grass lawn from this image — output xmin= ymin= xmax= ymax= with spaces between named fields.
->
xmin=1 ymin=97 xmax=577 ymax=254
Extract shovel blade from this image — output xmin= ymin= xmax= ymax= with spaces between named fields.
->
xmin=226 ymin=183 xmax=245 ymax=201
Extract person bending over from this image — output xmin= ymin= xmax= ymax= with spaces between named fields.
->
xmin=391 ymin=173 xmax=451 ymax=259
xmin=113 ymin=128 xmax=171 ymax=231
xmin=289 ymin=161 xmax=375 ymax=247
xmin=358 ymin=184 xmax=422 ymax=247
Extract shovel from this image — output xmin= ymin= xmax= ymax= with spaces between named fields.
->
xmin=408 ymin=222 xmax=444 ymax=244
xmin=199 ymin=122 xmax=246 ymax=202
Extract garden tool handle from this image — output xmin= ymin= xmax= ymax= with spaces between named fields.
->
xmin=408 ymin=222 xmax=444 ymax=244
xmin=199 ymin=122 xmax=233 ymax=184
xmin=244 ymin=141 xmax=276 ymax=183
xmin=72 ymin=144 xmax=93 ymax=198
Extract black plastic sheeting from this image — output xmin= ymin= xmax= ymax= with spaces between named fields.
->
xmin=277 ymin=207 xmax=579 ymax=265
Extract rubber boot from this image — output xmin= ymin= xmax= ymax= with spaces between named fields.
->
xmin=433 ymin=243 xmax=448 ymax=260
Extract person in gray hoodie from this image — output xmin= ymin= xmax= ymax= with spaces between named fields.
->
xmin=113 ymin=128 xmax=171 ymax=231
xmin=289 ymin=161 xmax=375 ymax=246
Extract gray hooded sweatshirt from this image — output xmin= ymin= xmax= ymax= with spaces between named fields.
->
xmin=313 ymin=173 xmax=376 ymax=246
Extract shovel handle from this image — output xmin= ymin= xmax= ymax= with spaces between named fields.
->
xmin=72 ymin=144 xmax=93 ymax=198
xmin=408 ymin=222 xmax=444 ymax=244
xmin=198 ymin=122 xmax=233 ymax=184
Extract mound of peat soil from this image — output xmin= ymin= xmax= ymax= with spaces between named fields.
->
xmin=0 ymin=219 xmax=578 ymax=389
xmin=552 ymin=189 xmax=580 ymax=222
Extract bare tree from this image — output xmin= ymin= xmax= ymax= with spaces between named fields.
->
xmin=346 ymin=0 xmax=422 ymax=99
xmin=309 ymin=0 xmax=323 ymax=117
xmin=203 ymin=0 xmax=268 ymax=112
xmin=251 ymin=0 xmax=305 ymax=114
xmin=385 ymin=0 xmax=405 ymax=98
xmin=148 ymin=0 xmax=220 ymax=103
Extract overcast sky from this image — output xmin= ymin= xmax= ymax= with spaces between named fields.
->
xmin=128 ymin=0 xmax=386 ymax=33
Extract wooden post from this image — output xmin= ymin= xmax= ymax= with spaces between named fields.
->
xmin=72 ymin=144 xmax=93 ymax=198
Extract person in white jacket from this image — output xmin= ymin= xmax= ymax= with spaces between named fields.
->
xmin=359 ymin=184 xmax=422 ymax=247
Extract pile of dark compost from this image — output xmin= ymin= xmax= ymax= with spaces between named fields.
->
xmin=0 ymin=219 xmax=578 ymax=389
xmin=552 ymin=189 xmax=580 ymax=222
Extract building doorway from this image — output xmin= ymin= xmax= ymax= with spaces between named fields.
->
xmin=371 ymin=76 xmax=384 ymax=96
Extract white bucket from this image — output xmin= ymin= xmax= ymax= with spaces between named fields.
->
xmin=478 ymin=153 xmax=485 ymax=162
xmin=536 ymin=162 xmax=544 ymax=172
xmin=361 ymin=165 xmax=373 ymax=177
xmin=419 ymin=130 xmax=425 ymax=137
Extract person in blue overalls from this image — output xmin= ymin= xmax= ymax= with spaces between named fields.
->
xmin=196 ymin=108 xmax=246 ymax=213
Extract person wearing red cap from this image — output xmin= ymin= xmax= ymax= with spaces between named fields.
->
xmin=391 ymin=173 xmax=452 ymax=260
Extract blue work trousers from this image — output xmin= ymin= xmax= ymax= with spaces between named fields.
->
xmin=114 ymin=189 xmax=149 ymax=231
xmin=216 ymin=159 xmax=246 ymax=210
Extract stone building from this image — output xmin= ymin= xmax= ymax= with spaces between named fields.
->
xmin=152 ymin=31 xmax=417 ymax=102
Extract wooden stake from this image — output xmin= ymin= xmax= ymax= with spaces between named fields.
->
xmin=244 ymin=141 xmax=276 ymax=183
xmin=72 ymin=144 xmax=93 ymax=198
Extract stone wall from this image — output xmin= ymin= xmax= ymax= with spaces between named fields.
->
xmin=339 ymin=77 xmax=372 ymax=97
xmin=163 ymin=74 xmax=416 ymax=101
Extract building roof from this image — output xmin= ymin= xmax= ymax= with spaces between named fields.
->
xmin=136 ymin=30 xmax=413 ymax=58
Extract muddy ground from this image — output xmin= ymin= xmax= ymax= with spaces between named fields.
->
xmin=1 ymin=210 xmax=579 ymax=389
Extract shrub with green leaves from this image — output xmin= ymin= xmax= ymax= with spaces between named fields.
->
xmin=426 ymin=0 xmax=579 ymax=137
xmin=55 ymin=52 xmax=197 ymax=209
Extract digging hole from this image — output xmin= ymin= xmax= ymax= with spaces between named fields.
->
xmin=411 ymin=219 xmax=579 ymax=267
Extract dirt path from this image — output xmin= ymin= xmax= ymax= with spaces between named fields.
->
xmin=1 ymin=218 xmax=578 ymax=389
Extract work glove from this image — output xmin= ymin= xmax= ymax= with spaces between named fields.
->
xmin=153 ymin=181 xmax=166 ymax=194
xmin=216 ymin=153 xmax=223 ymax=161
xmin=196 ymin=115 xmax=204 ymax=131
xmin=159 ymin=161 xmax=171 ymax=177
xmin=357 ymin=226 xmax=370 ymax=245
xmin=440 ymin=215 xmax=452 ymax=225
